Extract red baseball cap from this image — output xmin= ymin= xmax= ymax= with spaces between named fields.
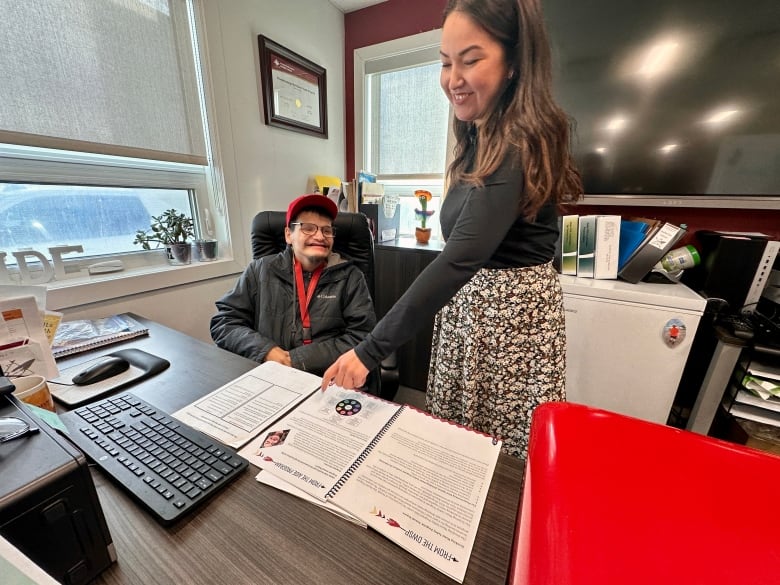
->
xmin=286 ymin=194 xmax=338 ymax=226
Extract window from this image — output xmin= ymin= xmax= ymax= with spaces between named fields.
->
xmin=366 ymin=62 xmax=449 ymax=177
xmin=0 ymin=0 xmax=228 ymax=291
xmin=0 ymin=183 xmax=190 ymax=257
xmin=355 ymin=30 xmax=451 ymax=238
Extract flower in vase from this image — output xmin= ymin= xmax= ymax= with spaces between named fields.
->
xmin=414 ymin=190 xmax=435 ymax=229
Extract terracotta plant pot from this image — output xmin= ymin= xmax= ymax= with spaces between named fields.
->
xmin=415 ymin=227 xmax=432 ymax=245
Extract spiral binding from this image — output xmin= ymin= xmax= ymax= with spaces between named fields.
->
xmin=325 ymin=405 xmax=405 ymax=499
xmin=52 ymin=327 xmax=149 ymax=358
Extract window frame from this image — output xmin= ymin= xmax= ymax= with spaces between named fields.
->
xmin=0 ymin=0 xmax=245 ymax=310
xmin=354 ymin=29 xmax=455 ymax=239
xmin=353 ymin=29 xmax=444 ymax=182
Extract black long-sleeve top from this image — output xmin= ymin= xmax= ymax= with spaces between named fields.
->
xmin=354 ymin=153 xmax=559 ymax=371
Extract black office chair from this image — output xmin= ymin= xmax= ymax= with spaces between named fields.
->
xmin=250 ymin=210 xmax=399 ymax=400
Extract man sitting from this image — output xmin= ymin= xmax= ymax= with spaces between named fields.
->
xmin=210 ymin=194 xmax=377 ymax=382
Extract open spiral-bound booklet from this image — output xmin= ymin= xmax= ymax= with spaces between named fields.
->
xmin=236 ymin=381 xmax=502 ymax=584
xmin=172 ymin=361 xmax=502 ymax=583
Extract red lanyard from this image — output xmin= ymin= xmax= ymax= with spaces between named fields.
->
xmin=294 ymin=260 xmax=323 ymax=345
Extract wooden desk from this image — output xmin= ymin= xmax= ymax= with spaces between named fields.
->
xmin=57 ymin=314 xmax=523 ymax=585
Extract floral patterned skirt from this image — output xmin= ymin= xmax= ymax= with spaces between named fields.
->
xmin=425 ymin=261 xmax=566 ymax=459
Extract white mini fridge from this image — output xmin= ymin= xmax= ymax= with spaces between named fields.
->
xmin=560 ymin=275 xmax=706 ymax=424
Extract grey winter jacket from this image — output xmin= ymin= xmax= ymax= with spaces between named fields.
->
xmin=210 ymin=247 xmax=376 ymax=376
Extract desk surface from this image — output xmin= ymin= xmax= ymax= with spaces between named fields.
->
xmin=57 ymin=314 xmax=523 ymax=585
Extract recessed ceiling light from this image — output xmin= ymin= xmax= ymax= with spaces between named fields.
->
xmin=605 ymin=117 xmax=627 ymax=132
xmin=637 ymin=40 xmax=681 ymax=79
xmin=705 ymin=109 xmax=740 ymax=124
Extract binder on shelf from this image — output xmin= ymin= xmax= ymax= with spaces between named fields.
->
xmin=576 ymin=215 xmax=597 ymax=278
xmin=618 ymin=221 xmax=686 ymax=284
xmin=618 ymin=218 xmax=652 ymax=270
xmin=559 ymin=215 xmax=579 ymax=275
xmin=343 ymin=180 xmax=358 ymax=212
xmin=593 ymin=215 xmax=621 ymax=279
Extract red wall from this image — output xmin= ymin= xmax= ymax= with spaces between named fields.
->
xmin=344 ymin=0 xmax=447 ymax=181
xmin=343 ymin=1 xmax=779 ymax=240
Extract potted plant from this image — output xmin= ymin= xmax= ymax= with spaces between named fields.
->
xmin=195 ymin=238 xmax=218 ymax=262
xmin=133 ymin=209 xmax=195 ymax=265
xmin=413 ymin=190 xmax=435 ymax=245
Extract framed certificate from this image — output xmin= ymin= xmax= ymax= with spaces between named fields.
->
xmin=258 ymin=35 xmax=328 ymax=138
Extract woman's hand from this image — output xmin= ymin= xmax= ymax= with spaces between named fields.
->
xmin=321 ymin=349 xmax=369 ymax=391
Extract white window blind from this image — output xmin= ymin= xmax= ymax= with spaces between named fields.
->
xmin=367 ymin=62 xmax=449 ymax=177
xmin=355 ymin=30 xmax=452 ymax=238
xmin=0 ymin=0 xmax=206 ymax=165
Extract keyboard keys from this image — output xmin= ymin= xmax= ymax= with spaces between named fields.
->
xmin=59 ymin=393 xmax=248 ymax=524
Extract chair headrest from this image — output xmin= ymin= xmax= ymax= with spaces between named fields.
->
xmin=250 ymin=210 xmax=375 ymax=296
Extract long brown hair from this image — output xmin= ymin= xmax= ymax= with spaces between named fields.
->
xmin=443 ymin=0 xmax=582 ymax=218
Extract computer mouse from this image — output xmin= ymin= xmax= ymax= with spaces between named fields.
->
xmin=72 ymin=356 xmax=131 ymax=386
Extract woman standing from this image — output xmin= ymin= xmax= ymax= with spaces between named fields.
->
xmin=323 ymin=0 xmax=582 ymax=458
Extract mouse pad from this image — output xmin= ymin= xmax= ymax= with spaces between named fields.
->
xmin=49 ymin=348 xmax=170 ymax=408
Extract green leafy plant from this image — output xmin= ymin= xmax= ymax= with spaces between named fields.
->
xmin=133 ymin=209 xmax=195 ymax=250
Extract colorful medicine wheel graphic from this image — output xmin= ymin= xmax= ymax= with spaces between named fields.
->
xmin=335 ymin=398 xmax=362 ymax=416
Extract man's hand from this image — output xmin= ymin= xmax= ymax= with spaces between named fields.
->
xmin=321 ymin=349 xmax=369 ymax=391
xmin=264 ymin=346 xmax=292 ymax=367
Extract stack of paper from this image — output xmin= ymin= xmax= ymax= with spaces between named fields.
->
xmin=0 ymin=294 xmax=59 ymax=380
xmin=742 ymin=359 xmax=780 ymax=400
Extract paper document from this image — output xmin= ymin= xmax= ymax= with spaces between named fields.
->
xmin=742 ymin=375 xmax=780 ymax=400
xmin=173 ymin=361 xmax=320 ymax=448
xmin=748 ymin=360 xmax=780 ymax=382
xmin=328 ymin=406 xmax=501 ymax=584
xmin=239 ymin=386 xmax=502 ymax=583
xmin=0 ymin=295 xmax=58 ymax=380
xmin=240 ymin=387 xmax=405 ymax=499
xmin=255 ymin=470 xmax=366 ymax=527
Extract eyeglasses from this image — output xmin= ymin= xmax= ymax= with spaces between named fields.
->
xmin=290 ymin=222 xmax=336 ymax=238
xmin=0 ymin=416 xmax=39 ymax=444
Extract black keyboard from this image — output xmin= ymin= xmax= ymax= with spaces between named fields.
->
xmin=59 ymin=393 xmax=248 ymax=524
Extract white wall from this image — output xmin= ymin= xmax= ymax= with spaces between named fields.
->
xmin=59 ymin=0 xmax=347 ymax=342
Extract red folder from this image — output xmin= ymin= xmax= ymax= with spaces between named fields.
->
xmin=509 ymin=402 xmax=780 ymax=585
